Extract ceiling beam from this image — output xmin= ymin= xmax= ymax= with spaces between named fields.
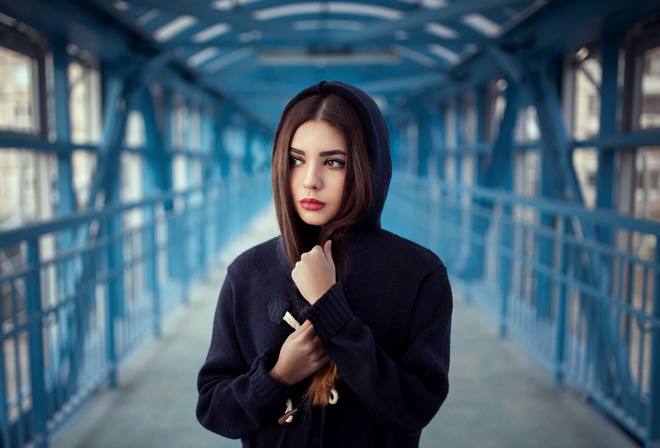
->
xmin=324 ymin=0 xmax=536 ymax=46
xmin=108 ymin=0 xmax=305 ymax=44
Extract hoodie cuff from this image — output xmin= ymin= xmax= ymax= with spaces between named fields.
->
xmin=301 ymin=283 xmax=352 ymax=340
xmin=248 ymin=350 xmax=292 ymax=405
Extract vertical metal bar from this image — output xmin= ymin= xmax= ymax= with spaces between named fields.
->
xmin=149 ymin=202 xmax=161 ymax=338
xmin=595 ymin=33 xmax=619 ymax=223
xmin=554 ymin=217 xmax=566 ymax=384
xmin=26 ymin=239 xmax=47 ymax=447
xmin=105 ymin=219 xmax=119 ymax=387
xmin=646 ymin=244 xmax=660 ymax=447
xmin=0 ymin=280 xmax=9 ymax=448
xmin=11 ymin=280 xmax=24 ymax=447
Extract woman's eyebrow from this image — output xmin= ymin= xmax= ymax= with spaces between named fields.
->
xmin=289 ymin=148 xmax=346 ymax=157
xmin=320 ymin=150 xmax=346 ymax=157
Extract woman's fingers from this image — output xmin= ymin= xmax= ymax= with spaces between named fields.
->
xmin=291 ymin=244 xmax=337 ymax=304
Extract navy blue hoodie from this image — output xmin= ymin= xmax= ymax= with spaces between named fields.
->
xmin=196 ymin=81 xmax=452 ymax=447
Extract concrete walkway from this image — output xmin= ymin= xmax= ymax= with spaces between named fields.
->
xmin=53 ymin=208 xmax=639 ymax=448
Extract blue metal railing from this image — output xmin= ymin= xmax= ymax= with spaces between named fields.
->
xmin=0 ymin=173 xmax=272 ymax=448
xmin=383 ymin=173 xmax=660 ymax=448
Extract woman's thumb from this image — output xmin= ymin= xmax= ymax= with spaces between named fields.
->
xmin=324 ymin=240 xmax=334 ymax=265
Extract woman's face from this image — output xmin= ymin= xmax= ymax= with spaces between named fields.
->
xmin=289 ymin=120 xmax=347 ymax=227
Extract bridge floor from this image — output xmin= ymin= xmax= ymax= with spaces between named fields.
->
xmin=52 ymin=208 xmax=638 ymax=448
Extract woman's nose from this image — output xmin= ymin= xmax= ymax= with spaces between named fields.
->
xmin=302 ymin=166 xmax=322 ymax=190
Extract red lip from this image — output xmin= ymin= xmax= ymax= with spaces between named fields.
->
xmin=300 ymin=198 xmax=326 ymax=211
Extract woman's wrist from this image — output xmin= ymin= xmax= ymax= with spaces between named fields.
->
xmin=269 ymin=365 xmax=292 ymax=386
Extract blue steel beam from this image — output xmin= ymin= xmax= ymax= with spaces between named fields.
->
xmin=408 ymin=96 xmax=433 ymax=178
xmin=326 ymin=0 xmax=530 ymax=46
xmin=85 ymin=52 xmax=171 ymax=211
xmin=140 ymin=88 xmax=174 ymax=208
xmin=106 ymin=0 xmax=302 ymax=44
xmin=595 ymin=32 xmax=620 ymax=242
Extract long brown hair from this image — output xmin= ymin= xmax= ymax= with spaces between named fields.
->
xmin=272 ymin=92 xmax=372 ymax=406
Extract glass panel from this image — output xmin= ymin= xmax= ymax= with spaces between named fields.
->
xmin=0 ymin=149 xmax=40 ymax=229
xmin=171 ymin=95 xmax=187 ymax=150
xmin=572 ymin=148 xmax=598 ymax=208
xmin=461 ymin=90 xmax=476 ymax=146
xmin=633 ymin=146 xmax=660 ymax=221
xmin=573 ymin=53 xmax=602 ymax=139
xmin=0 ymin=46 xmax=37 ymax=133
xmin=515 ymin=106 xmax=539 ymax=142
xmin=444 ymin=100 xmax=456 ymax=151
xmin=639 ymin=46 xmax=660 ymax=129
xmin=125 ymin=110 xmax=145 ymax=148
xmin=72 ymin=150 xmax=97 ymax=210
xmin=69 ymin=60 xmax=101 ymax=144
xmin=514 ymin=150 xmax=540 ymax=197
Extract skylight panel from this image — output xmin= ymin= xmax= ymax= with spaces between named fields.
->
xmin=112 ymin=1 xmax=129 ymax=12
xmin=424 ymin=22 xmax=458 ymax=39
xmin=428 ymin=44 xmax=459 ymax=64
xmin=329 ymin=3 xmax=403 ymax=20
xmin=253 ymin=3 xmax=321 ymax=20
xmin=204 ymin=47 xmax=254 ymax=73
xmin=253 ymin=2 xmax=403 ymax=21
xmin=292 ymin=20 xmax=364 ymax=31
xmin=394 ymin=45 xmax=438 ymax=69
xmin=136 ymin=9 xmax=160 ymax=26
xmin=460 ymin=13 xmax=502 ymax=38
xmin=153 ymin=15 xmax=198 ymax=42
xmin=212 ymin=0 xmax=261 ymax=10
xmin=188 ymin=47 xmax=221 ymax=67
xmin=192 ymin=23 xmax=231 ymax=43
xmin=396 ymin=0 xmax=447 ymax=9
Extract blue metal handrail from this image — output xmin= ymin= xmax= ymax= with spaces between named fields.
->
xmin=0 ymin=173 xmax=272 ymax=448
xmin=383 ymin=172 xmax=660 ymax=448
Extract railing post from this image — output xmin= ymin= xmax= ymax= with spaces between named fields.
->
xmin=105 ymin=216 xmax=121 ymax=387
xmin=147 ymin=202 xmax=161 ymax=337
xmin=26 ymin=239 xmax=47 ymax=447
xmin=499 ymin=201 xmax=513 ymax=337
xmin=646 ymin=243 xmax=660 ymax=447
xmin=554 ymin=217 xmax=566 ymax=385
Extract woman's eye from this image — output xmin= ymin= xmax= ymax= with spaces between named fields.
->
xmin=289 ymin=157 xmax=303 ymax=167
xmin=325 ymin=159 xmax=345 ymax=168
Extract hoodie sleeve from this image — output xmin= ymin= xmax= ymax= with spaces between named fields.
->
xmin=196 ymin=274 xmax=292 ymax=439
xmin=301 ymin=265 xmax=452 ymax=435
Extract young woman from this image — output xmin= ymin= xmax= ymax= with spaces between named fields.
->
xmin=197 ymin=81 xmax=452 ymax=447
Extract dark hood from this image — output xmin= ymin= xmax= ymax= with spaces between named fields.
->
xmin=273 ymin=80 xmax=392 ymax=229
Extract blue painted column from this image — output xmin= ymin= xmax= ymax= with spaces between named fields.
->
xmin=410 ymin=97 xmax=433 ymax=245
xmin=410 ymin=97 xmax=432 ymax=178
xmin=529 ymin=58 xmax=574 ymax=320
xmin=596 ymin=33 xmax=620 ymax=242
xmin=52 ymin=37 xmax=76 ymax=223
xmin=649 ymin=244 xmax=660 ymax=446
xmin=488 ymin=82 xmax=519 ymax=336
xmin=26 ymin=239 xmax=47 ymax=447
xmin=140 ymin=88 xmax=163 ymax=336
xmin=466 ymin=87 xmax=488 ymax=279
xmin=51 ymin=35 xmax=88 ymax=404
xmin=212 ymin=101 xmax=231 ymax=256
xmin=164 ymin=89 xmax=185 ymax=288
xmin=99 ymin=70 xmax=132 ymax=386
xmin=434 ymin=106 xmax=446 ymax=182
xmin=454 ymin=97 xmax=463 ymax=187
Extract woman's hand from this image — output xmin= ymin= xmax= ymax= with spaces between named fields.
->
xmin=269 ymin=320 xmax=330 ymax=386
xmin=292 ymin=240 xmax=336 ymax=305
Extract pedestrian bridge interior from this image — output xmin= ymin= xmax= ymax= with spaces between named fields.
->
xmin=0 ymin=0 xmax=660 ymax=447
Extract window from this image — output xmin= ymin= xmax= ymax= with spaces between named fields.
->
xmin=572 ymin=48 xmax=602 ymax=139
xmin=0 ymin=46 xmax=38 ymax=133
xmin=69 ymin=58 xmax=101 ymax=144
xmin=639 ymin=46 xmax=660 ymax=129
